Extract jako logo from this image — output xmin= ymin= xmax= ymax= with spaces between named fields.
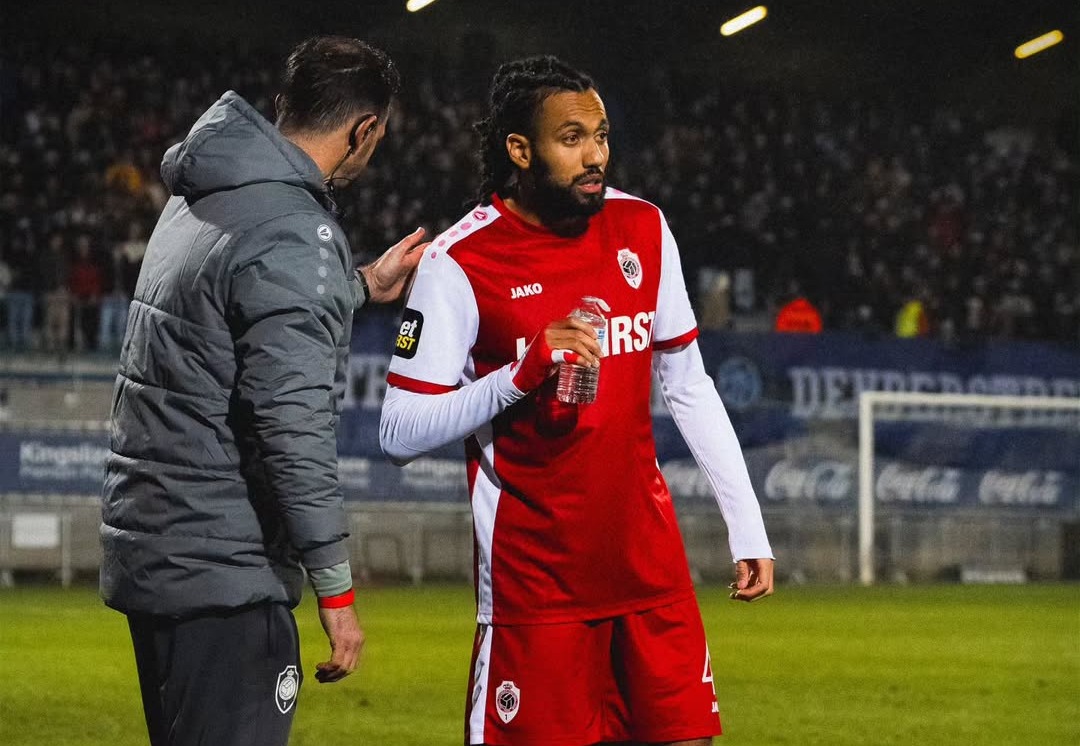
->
xmin=510 ymin=283 xmax=543 ymax=299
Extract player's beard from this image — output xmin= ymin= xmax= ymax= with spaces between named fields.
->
xmin=527 ymin=154 xmax=606 ymax=222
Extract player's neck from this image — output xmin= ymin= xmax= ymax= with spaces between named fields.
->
xmin=502 ymin=194 xmax=590 ymax=238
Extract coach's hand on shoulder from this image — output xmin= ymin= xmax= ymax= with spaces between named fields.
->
xmin=315 ymin=605 xmax=365 ymax=683
xmin=510 ymin=317 xmax=604 ymax=393
xmin=359 ymin=227 xmax=429 ymax=304
xmin=729 ymin=558 xmax=774 ymax=603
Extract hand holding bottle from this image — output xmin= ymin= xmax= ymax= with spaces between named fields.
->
xmin=556 ymin=297 xmax=608 ymax=404
xmin=511 ymin=316 xmax=603 ymax=393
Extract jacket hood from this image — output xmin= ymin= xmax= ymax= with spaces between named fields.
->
xmin=160 ymin=91 xmax=327 ymax=201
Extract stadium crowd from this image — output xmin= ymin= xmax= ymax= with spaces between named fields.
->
xmin=0 ymin=41 xmax=1076 ymax=352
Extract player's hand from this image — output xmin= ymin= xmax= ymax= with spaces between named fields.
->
xmin=729 ymin=558 xmax=774 ymax=602
xmin=359 ymin=227 xmax=429 ymax=304
xmin=315 ymin=604 xmax=365 ymax=683
xmin=510 ymin=317 xmax=603 ymax=392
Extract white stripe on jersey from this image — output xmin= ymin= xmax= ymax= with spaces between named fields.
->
xmin=604 ymin=186 xmax=654 ymax=205
xmin=468 ymin=625 xmax=494 ymax=744
xmin=428 ymin=202 xmax=503 ymax=257
xmin=471 ymin=420 xmax=501 ymax=624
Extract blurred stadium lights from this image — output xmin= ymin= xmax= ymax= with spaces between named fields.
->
xmin=1014 ymin=29 xmax=1064 ymax=59
xmin=406 ymin=0 xmax=439 ymax=12
xmin=720 ymin=5 xmax=768 ymax=37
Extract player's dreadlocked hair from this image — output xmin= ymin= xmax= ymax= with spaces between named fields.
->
xmin=473 ymin=56 xmax=595 ymax=205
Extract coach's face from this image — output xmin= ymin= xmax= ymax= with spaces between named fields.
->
xmin=510 ymin=89 xmax=610 ymax=218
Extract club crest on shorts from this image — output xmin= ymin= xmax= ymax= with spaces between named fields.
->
xmin=617 ymin=247 xmax=642 ymax=289
xmin=495 ymin=680 xmax=520 ymax=723
xmin=275 ymin=665 xmax=300 ymax=714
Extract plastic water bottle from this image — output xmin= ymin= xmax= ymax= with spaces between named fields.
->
xmin=556 ymin=296 xmax=607 ymax=404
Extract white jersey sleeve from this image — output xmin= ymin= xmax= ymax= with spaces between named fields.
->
xmin=386 ymin=249 xmax=477 ymax=391
xmin=380 ymin=371 xmax=522 ymax=465
xmin=652 ymin=210 xmax=699 ymax=348
xmin=381 ymin=246 xmax=525 ymax=465
xmin=653 ymin=339 xmax=774 ymax=561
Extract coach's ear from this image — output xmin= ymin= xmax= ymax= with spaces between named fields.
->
xmin=506 ymin=133 xmax=531 ymax=170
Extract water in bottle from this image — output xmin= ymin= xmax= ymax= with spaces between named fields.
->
xmin=556 ymin=296 xmax=607 ymax=404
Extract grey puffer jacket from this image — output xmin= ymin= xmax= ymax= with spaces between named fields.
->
xmin=101 ymin=91 xmax=361 ymax=617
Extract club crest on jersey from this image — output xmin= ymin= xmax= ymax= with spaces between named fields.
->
xmin=275 ymin=665 xmax=300 ymax=714
xmin=495 ymin=681 xmax=520 ymax=723
xmin=617 ymin=248 xmax=642 ymax=289
xmin=510 ymin=282 xmax=543 ymax=300
xmin=394 ymin=308 xmax=424 ymax=359
xmin=316 ymin=224 xmax=333 ymax=242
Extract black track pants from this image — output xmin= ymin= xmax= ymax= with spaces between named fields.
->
xmin=127 ymin=603 xmax=302 ymax=746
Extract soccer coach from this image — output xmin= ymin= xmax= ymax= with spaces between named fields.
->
xmin=99 ymin=37 xmax=425 ymax=746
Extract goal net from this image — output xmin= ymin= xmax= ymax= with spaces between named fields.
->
xmin=857 ymin=391 xmax=1080 ymax=584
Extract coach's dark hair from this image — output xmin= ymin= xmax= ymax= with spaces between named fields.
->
xmin=473 ymin=56 xmax=595 ymax=205
xmin=276 ymin=36 xmax=401 ymax=135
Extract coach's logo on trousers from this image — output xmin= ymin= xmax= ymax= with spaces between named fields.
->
xmin=275 ymin=665 xmax=299 ymax=714
xmin=510 ymin=283 xmax=543 ymax=299
xmin=496 ymin=681 xmax=520 ymax=723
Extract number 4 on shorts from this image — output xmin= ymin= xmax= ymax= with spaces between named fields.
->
xmin=702 ymin=646 xmax=719 ymax=713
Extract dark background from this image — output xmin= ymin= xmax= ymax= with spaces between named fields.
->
xmin=6 ymin=0 xmax=1077 ymax=121
xmin=1 ymin=0 xmax=1076 ymax=346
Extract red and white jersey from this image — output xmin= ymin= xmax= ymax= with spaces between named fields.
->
xmin=387 ymin=190 xmax=699 ymax=625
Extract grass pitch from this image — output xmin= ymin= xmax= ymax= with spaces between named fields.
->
xmin=0 ymin=583 xmax=1077 ymax=745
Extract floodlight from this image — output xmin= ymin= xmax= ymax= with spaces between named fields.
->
xmin=1014 ymin=30 xmax=1064 ymax=59
xmin=721 ymin=6 xmax=768 ymax=37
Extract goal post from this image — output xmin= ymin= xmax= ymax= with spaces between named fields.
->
xmin=858 ymin=391 xmax=1080 ymax=585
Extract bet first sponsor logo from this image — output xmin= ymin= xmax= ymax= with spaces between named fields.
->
xmin=394 ymin=308 xmax=423 ymax=359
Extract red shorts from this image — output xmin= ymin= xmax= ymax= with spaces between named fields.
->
xmin=464 ymin=595 xmax=721 ymax=745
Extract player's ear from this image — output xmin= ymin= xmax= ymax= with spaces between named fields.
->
xmin=506 ymin=133 xmax=531 ymax=170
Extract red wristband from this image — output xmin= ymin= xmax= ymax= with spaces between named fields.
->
xmin=317 ymin=588 xmax=355 ymax=609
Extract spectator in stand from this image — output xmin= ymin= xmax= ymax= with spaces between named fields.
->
xmin=40 ymin=232 xmax=72 ymax=352
xmin=0 ymin=39 xmax=1075 ymax=345
xmin=0 ymin=249 xmax=11 ymax=332
xmin=68 ymin=233 xmax=104 ymax=351
xmin=4 ymin=232 xmax=37 ymax=350
xmin=895 ymin=286 xmax=931 ymax=338
xmin=98 ymin=220 xmax=146 ymax=351
xmin=105 ymin=150 xmax=144 ymax=197
xmin=774 ymin=280 xmax=823 ymax=333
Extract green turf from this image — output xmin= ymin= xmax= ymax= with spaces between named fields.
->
xmin=1 ymin=583 xmax=1077 ymax=745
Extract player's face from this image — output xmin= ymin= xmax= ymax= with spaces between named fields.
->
xmin=527 ymin=89 xmax=609 ymax=218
